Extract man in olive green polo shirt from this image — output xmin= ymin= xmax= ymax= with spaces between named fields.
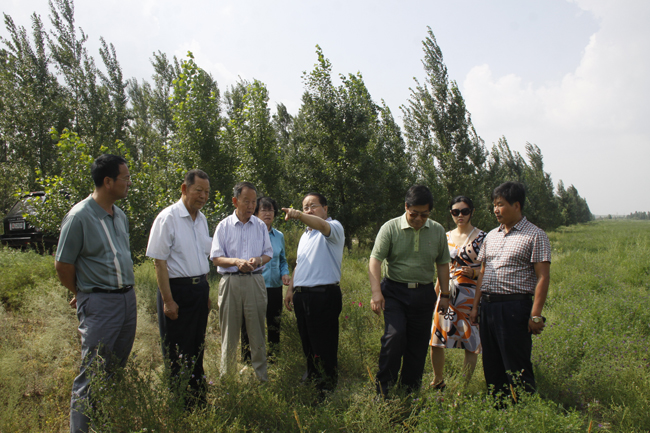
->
xmin=55 ymin=154 xmax=137 ymax=433
xmin=369 ymin=185 xmax=451 ymax=397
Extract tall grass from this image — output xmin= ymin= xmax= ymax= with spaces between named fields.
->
xmin=536 ymin=220 xmax=650 ymax=431
xmin=0 ymin=247 xmax=55 ymax=309
xmin=0 ymin=220 xmax=648 ymax=431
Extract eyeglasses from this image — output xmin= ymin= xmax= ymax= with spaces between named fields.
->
xmin=258 ymin=208 xmax=274 ymax=214
xmin=115 ymin=175 xmax=131 ymax=182
xmin=303 ymin=204 xmax=322 ymax=212
xmin=407 ymin=210 xmax=430 ymax=219
xmin=450 ymin=208 xmax=471 ymax=217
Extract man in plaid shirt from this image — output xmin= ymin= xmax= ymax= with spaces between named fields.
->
xmin=470 ymin=182 xmax=551 ymax=398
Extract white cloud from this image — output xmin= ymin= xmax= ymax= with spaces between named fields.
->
xmin=462 ymin=0 xmax=650 ymax=214
xmin=173 ymin=40 xmax=239 ymax=88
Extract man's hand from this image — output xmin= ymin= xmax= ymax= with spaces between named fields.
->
xmin=461 ymin=266 xmax=474 ymax=278
xmin=237 ymin=258 xmax=255 ymax=273
xmin=469 ymin=307 xmax=478 ymax=325
xmin=437 ymin=297 xmax=450 ymax=314
xmin=69 ymin=296 xmax=77 ymax=309
xmin=282 ymin=274 xmax=291 ymax=286
xmin=370 ymin=291 xmax=385 ymax=316
xmin=282 ymin=207 xmax=302 ymax=221
xmin=528 ymin=318 xmax=545 ymax=334
xmin=164 ymin=299 xmax=179 ymax=320
xmin=247 ymin=257 xmax=261 ymax=270
xmin=284 ymin=289 xmax=294 ymax=311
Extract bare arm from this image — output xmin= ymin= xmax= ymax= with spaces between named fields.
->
xmin=212 ymin=256 xmax=255 ymax=272
xmin=528 ymin=261 xmax=550 ymax=334
xmin=436 ymin=263 xmax=450 ymax=313
xmin=284 ymin=267 xmax=297 ymax=311
xmin=55 ymin=260 xmax=78 ymax=308
xmin=282 ymin=208 xmax=331 ymax=237
xmin=369 ymin=257 xmax=384 ymax=315
xmin=154 ymin=259 xmax=178 ymax=320
xmin=470 ymin=262 xmax=485 ymax=324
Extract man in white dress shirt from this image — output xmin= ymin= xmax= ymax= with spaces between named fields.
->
xmin=210 ymin=181 xmax=273 ymax=381
xmin=146 ymin=169 xmax=213 ymax=406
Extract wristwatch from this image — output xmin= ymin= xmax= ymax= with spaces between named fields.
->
xmin=531 ymin=316 xmax=545 ymax=324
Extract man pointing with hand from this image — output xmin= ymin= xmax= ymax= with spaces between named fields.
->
xmin=283 ymin=193 xmax=345 ymax=396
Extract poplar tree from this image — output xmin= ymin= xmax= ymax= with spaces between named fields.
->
xmin=402 ymin=27 xmax=488 ymax=227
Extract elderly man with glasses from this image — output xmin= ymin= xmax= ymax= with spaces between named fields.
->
xmin=210 ymin=181 xmax=273 ymax=382
xmin=369 ymin=185 xmax=451 ymax=398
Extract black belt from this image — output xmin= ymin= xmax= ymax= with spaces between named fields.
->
xmin=169 ymin=274 xmax=207 ymax=285
xmin=223 ymin=269 xmax=263 ymax=276
xmin=91 ymin=285 xmax=133 ymax=294
xmin=385 ymin=278 xmax=434 ymax=290
xmin=293 ymin=284 xmax=339 ymax=293
xmin=481 ymin=293 xmax=532 ymax=303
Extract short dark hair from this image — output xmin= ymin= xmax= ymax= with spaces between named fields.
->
xmin=91 ymin=154 xmax=128 ymax=187
xmin=449 ymin=195 xmax=474 ymax=212
xmin=303 ymin=192 xmax=327 ymax=207
xmin=233 ymin=181 xmax=257 ymax=198
xmin=492 ymin=182 xmax=526 ymax=211
xmin=255 ymin=196 xmax=278 ymax=217
xmin=405 ymin=185 xmax=433 ymax=211
xmin=184 ymin=169 xmax=209 ymax=187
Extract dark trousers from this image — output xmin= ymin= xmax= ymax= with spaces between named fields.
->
xmin=241 ymin=286 xmax=283 ymax=362
xmin=479 ymin=297 xmax=536 ymax=397
xmin=157 ymin=280 xmax=210 ymax=401
xmin=293 ymin=285 xmax=342 ymax=391
xmin=376 ymin=278 xmax=437 ymax=396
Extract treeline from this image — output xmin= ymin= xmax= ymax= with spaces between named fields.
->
xmin=0 ymin=0 xmax=592 ymax=254
xmin=626 ymin=211 xmax=650 ymax=220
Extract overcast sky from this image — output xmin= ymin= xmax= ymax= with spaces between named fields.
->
xmin=3 ymin=0 xmax=648 ymax=216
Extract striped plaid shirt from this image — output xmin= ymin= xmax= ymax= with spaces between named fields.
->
xmin=477 ymin=217 xmax=551 ymax=295
xmin=210 ymin=211 xmax=273 ymax=274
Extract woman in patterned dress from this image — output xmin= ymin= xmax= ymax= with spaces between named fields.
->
xmin=429 ymin=196 xmax=485 ymax=389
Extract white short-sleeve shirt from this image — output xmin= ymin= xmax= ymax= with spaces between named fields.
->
xmin=146 ymin=199 xmax=212 ymax=278
xmin=292 ymin=218 xmax=345 ymax=287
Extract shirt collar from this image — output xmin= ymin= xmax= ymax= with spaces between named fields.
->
xmin=399 ymin=212 xmax=431 ymax=230
xmin=498 ymin=216 xmax=528 ymax=233
xmin=88 ymin=194 xmax=114 ymax=220
xmin=269 ymin=227 xmax=277 ymax=236
xmin=176 ymin=199 xmax=191 ymax=218
xmin=232 ymin=210 xmax=255 ymax=226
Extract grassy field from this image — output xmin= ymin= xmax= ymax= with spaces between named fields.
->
xmin=0 ymin=219 xmax=648 ymax=432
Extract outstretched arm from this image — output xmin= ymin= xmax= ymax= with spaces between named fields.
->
xmin=282 ymin=208 xmax=331 ymax=236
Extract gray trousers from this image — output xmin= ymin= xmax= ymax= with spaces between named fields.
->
xmin=70 ymin=289 xmax=137 ymax=433
xmin=218 ymin=273 xmax=268 ymax=381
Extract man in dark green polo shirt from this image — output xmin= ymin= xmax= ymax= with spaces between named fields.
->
xmin=369 ymin=185 xmax=451 ymax=397
xmin=55 ymin=154 xmax=137 ymax=433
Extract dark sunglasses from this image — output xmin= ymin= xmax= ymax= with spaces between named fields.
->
xmin=450 ymin=208 xmax=471 ymax=217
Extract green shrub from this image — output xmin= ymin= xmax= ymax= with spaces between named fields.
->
xmin=0 ymin=247 xmax=56 ymax=310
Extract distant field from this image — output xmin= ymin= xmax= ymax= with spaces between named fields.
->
xmin=0 ymin=220 xmax=648 ymax=432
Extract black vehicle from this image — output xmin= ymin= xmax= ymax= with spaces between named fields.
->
xmin=1 ymin=192 xmax=58 ymax=253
